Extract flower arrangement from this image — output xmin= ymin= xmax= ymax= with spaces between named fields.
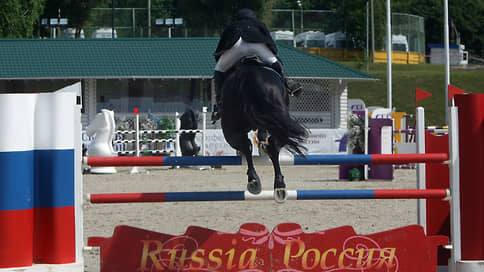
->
xmin=346 ymin=113 xmax=365 ymax=153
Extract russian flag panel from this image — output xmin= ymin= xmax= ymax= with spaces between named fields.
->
xmin=0 ymin=95 xmax=36 ymax=268
xmin=33 ymin=93 xmax=77 ymax=264
xmin=0 ymin=92 xmax=77 ymax=268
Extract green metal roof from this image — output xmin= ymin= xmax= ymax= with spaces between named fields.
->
xmin=0 ymin=37 xmax=375 ymax=80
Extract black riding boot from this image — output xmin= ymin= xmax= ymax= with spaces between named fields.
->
xmin=211 ymin=71 xmax=226 ymax=123
xmin=271 ymin=61 xmax=303 ymax=97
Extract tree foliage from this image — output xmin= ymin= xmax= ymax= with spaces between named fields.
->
xmin=3 ymin=0 xmax=482 ymax=57
xmin=0 ymin=0 xmax=46 ymax=38
xmin=41 ymin=0 xmax=111 ymax=37
xmin=175 ymin=0 xmax=273 ymax=36
xmin=274 ymin=0 xmax=483 ymax=57
xmin=392 ymin=0 xmax=484 ymax=57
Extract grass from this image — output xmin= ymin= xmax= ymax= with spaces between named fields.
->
xmin=342 ymin=62 xmax=484 ymax=126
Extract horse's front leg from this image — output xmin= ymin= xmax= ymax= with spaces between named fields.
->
xmin=267 ymin=136 xmax=287 ymax=203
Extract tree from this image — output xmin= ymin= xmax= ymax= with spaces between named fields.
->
xmin=393 ymin=0 xmax=484 ymax=58
xmin=42 ymin=0 xmax=111 ymax=37
xmin=175 ymin=0 xmax=272 ymax=36
xmin=0 ymin=0 xmax=46 ymax=38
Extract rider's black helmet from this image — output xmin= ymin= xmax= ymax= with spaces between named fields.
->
xmin=234 ymin=8 xmax=258 ymax=20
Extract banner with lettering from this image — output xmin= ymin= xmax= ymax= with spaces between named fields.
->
xmin=88 ymin=223 xmax=447 ymax=272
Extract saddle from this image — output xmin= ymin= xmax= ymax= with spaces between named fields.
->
xmin=230 ymin=56 xmax=282 ymax=78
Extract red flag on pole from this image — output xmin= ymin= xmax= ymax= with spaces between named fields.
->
xmin=448 ymin=84 xmax=465 ymax=100
xmin=415 ymin=88 xmax=432 ymax=105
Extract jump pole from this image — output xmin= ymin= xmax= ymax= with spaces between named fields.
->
xmin=88 ymin=189 xmax=449 ymax=203
xmin=82 ymin=153 xmax=448 ymax=167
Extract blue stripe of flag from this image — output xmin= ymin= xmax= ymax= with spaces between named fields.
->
xmin=0 ymin=150 xmax=34 ymax=211
xmin=34 ymin=149 xmax=75 ymax=208
xmin=0 ymin=149 xmax=74 ymax=211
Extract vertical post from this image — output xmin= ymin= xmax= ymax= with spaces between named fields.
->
xmin=112 ymin=0 xmax=115 ymax=38
xmin=175 ymin=112 xmax=181 ymax=157
xmin=292 ymin=10 xmax=296 ymax=47
xmin=130 ymin=108 xmax=142 ymax=174
xmin=202 ymin=107 xmax=207 ymax=156
xmin=297 ymin=1 xmax=303 ymax=34
xmin=448 ymin=105 xmax=461 ymax=270
xmin=147 ymin=0 xmax=151 ymax=37
xmin=134 ymin=108 xmax=140 ymax=158
xmin=366 ymin=1 xmax=370 ymax=71
xmin=371 ymin=0 xmax=375 ymax=63
xmin=132 ymin=9 xmax=136 ymax=37
xmin=73 ymin=89 xmax=84 ymax=265
xmin=416 ymin=107 xmax=426 ymax=231
xmin=443 ymin=0 xmax=451 ymax=124
xmin=386 ymin=0 xmax=392 ymax=110
xmin=364 ymin=108 xmax=369 ymax=180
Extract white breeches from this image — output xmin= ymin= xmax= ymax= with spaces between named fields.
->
xmin=215 ymin=37 xmax=278 ymax=72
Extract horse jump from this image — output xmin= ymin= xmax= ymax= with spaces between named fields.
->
xmin=89 ymin=189 xmax=449 ymax=203
xmin=83 ymin=153 xmax=448 ymax=167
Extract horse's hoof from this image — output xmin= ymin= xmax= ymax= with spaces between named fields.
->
xmin=247 ymin=180 xmax=262 ymax=194
xmin=274 ymin=188 xmax=288 ymax=203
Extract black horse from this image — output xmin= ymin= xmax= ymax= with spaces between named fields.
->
xmin=220 ymin=57 xmax=309 ymax=202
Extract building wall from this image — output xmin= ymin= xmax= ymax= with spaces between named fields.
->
xmin=0 ymin=78 xmax=348 ymax=130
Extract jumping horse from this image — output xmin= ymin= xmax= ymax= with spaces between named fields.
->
xmin=220 ymin=57 xmax=309 ymax=203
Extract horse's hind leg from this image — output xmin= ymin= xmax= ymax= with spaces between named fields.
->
xmin=225 ymin=132 xmax=262 ymax=194
xmin=241 ymin=138 xmax=262 ymax=194
xmin=267 ymin=136 xmax=287 ymax=203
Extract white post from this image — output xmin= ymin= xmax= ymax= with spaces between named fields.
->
xmin=448 ymin=106 xmax=461 ymax=271
xmin=364 ymin=108 xmax=369 ymax=180
xmin=416 ymin=107 xmax=426 ymax=231
xmin=386 ymin=0 xmax=392 ymax=110
xmin=130 ymin=109 xmax=142 ymax=174
xmin=202 ymin=107 xmax=207 ymax=156
xmin=73 ymin=93 xmax=84 ymax=266
xmin=444 ymin=0 xmax=451 ymax=124
xmin=175 ymin=112 xmax=181 ymax=157
xmin=135 ymin=113 xmax=140 ymax=157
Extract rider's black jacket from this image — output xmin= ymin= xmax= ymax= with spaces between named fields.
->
xmin=214 ymin=9 xmax=278 ymax=62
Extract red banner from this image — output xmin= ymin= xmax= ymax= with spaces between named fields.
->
xmin=89 ymin=223 xmax=448 ymax=272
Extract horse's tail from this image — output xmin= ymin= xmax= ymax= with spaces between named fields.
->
xmin=241 ymin=72 xmax=308 ymax=155
xmin=251 ymin=108 xmax=308 ymax=156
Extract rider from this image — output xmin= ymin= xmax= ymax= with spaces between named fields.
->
xmin=211 ymin=8 xmax=303 ymax=122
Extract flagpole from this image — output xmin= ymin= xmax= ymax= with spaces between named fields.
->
xmin=444 ymin=0 xmax=450 ymax=124
xmin=386 ymin=0 xmax=392 ymax=110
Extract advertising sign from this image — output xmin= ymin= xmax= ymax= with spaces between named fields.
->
xmin=88 ymin=223 xmax=447 ymax=272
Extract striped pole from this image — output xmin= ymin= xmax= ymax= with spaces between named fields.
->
xmin=89 ymin=189 xmax=449 ymax=203
xmin=82 ymin=153 xmax=448 ymax=167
